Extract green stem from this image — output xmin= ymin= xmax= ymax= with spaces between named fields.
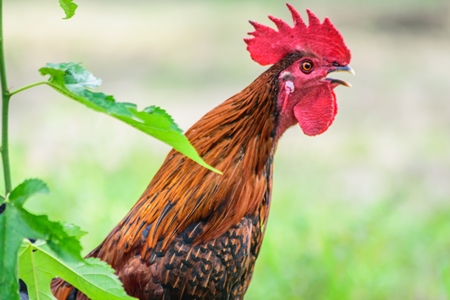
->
xmin=0 ymin=0 xmax=12 ymax=194
xmin=10 ymin=81 xmax=47 ymax=97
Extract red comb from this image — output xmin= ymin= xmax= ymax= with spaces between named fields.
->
xmin=244 ymin=4 xmax=351 ymax=66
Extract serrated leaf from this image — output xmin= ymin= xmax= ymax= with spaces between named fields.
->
xmin=0 ymin=204 xmax=44 ymax=300
xmin=19 ymin=242 xmax=136 ymax=300
xmin=0 ymin=199 xmax=84 ymax=300
xmin=39 ymin=62 xmax=221 ymax=174
xmin=5 ymin=180 xmax=83 ymax=261
xmin=59 ymin=0 xmax=78 ymax=20
xmin=61 ymin=222 xmax=87 ymax=239
xmin=15 ymin=206 xmax=83 ymax=262
xmin=19 ymin=242 xmax=55 ymax=300
xmin=9 ymin=178 xmax=49 ymax=207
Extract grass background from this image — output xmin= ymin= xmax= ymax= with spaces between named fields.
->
xmin=3 ymin=0 xmax=450 ymax=299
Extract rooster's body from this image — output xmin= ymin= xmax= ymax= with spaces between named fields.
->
xmin=52 ymin=4 xmax=353 ymax=300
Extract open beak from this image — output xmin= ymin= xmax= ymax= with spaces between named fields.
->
xmin=324 ymin=65 xmax=355 ymax=87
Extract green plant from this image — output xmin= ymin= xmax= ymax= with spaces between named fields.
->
xmin=0 ymin=2 xmax=217 ymax=299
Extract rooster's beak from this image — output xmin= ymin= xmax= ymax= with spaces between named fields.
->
xmin=325 ymin=65 xmax=355 ymax=87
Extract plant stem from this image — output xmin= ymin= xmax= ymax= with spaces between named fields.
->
xmin=0 ymin=0 xmax=12 ymax=194
xmin=10 ymin=81 xmax=47 ymax=97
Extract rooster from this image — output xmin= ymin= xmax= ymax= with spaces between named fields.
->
xmin=52 ymin=4 xmax=353 ymax=299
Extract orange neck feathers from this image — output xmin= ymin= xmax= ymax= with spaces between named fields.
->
xmin=99 ymin=55 xmax=302 ymax=265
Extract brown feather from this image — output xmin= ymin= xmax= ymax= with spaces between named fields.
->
xmin=51 ymin=53 xmax=304 ymax=300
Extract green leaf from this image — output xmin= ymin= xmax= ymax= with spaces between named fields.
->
xmin=18 ymin=242 xmax=54 ymax=300
xmin=15 ymin=206 xmax=83 ymax=262
xmin=0 ymin=204 xmax=54 ymax=300
xmin=0 ymin=204 xmax=38 ymax=300
xmin=9 ymin=178 xmax=49 ymax=207
xmin=0 ymin=180 xmax=84 ymax=300
xmin=59 ymin=0 xmax=78 ymax=20
xmin=39 ymin=62 xmax=221 ymax=174
xmin=61 ymin=222 xmax=88 ymax=240
xmin=19 ymin=242 xmax=137 ymax=300
xmin=6 ymin=180 xmax=83 ymax=260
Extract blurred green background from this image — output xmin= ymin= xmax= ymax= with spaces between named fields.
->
xmin=4 ymin=0 xmax=450 ymax=299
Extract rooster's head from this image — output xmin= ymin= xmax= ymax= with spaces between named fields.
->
xmin=245 ymin=4 xmax=353 ymax=137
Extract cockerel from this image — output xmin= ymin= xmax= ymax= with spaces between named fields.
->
xmin=52 ymin=4 xmax=353 ymax=299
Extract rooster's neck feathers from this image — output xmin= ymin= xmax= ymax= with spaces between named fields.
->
xmin=98 ymin=55 xmax=301 ymax=265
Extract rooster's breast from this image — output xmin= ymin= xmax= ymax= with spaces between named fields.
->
xmin=118 ymin=213 xmax=264 ymax=300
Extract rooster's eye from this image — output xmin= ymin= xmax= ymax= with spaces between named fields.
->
xmin=300 ymin=60 xmax=314 ymax=74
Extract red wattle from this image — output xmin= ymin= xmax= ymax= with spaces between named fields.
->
xmin=293 ymin=85 xmax=338 ymax=136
